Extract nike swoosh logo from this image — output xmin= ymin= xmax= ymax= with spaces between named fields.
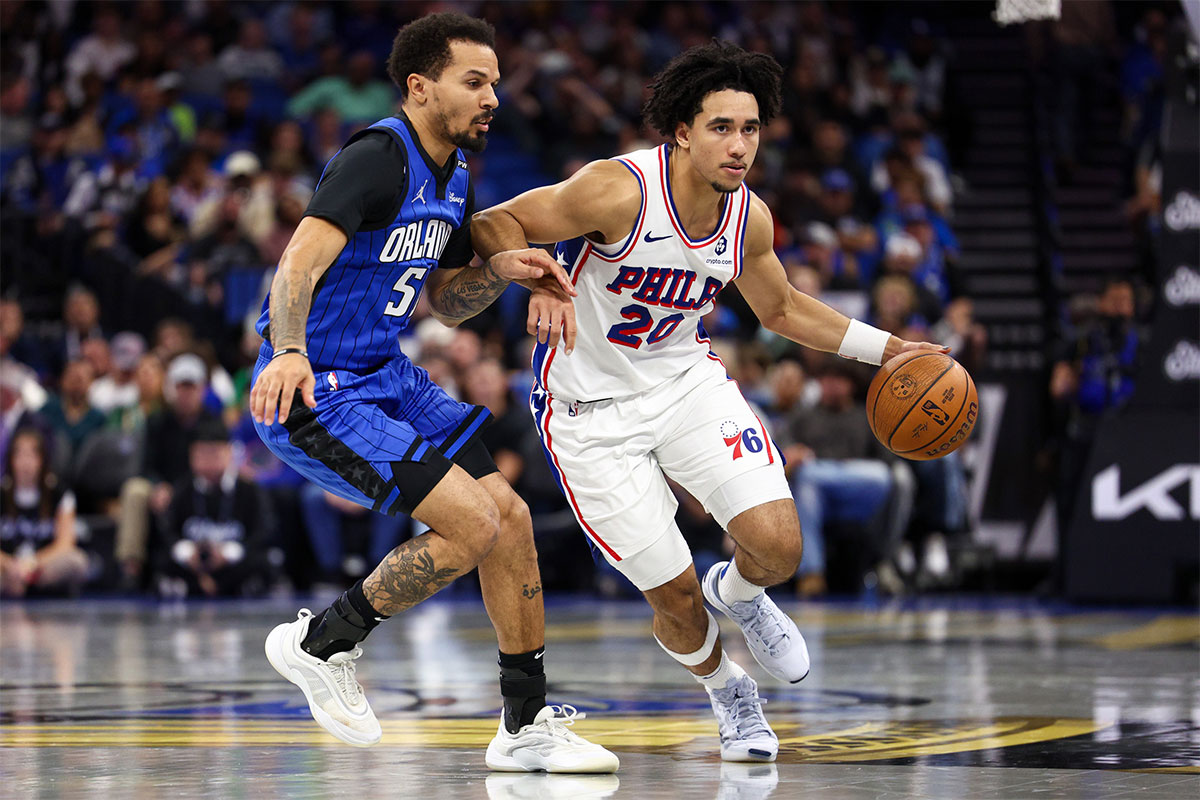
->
xmin=534 ymin=650 xmax=545 ymax=660
xmin=643 ymin=232 xmax=672 ymax=243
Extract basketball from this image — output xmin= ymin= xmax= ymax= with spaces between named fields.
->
xmin=866 ymin=351 xmax=978 ymax=460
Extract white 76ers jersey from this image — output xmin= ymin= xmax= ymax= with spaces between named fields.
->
xmin=532 ymin=144 xmax=751 ymax=402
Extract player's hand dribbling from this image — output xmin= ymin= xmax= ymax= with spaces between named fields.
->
xmin=489 ymin=248 xmax=578 ymax=298
xmin=250 ymin=352 xmax=317 ymax=426
xmin=882 ymin=336 xmax=950 ymax=363
xmin=528 ymin=280 xmax=577 ymax=353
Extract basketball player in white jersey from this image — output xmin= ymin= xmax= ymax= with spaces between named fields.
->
xmin=472 ymin=43 xmax=946 ymax=762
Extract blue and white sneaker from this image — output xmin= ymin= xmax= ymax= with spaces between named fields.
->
xmin=707 ymin=674 xmax=778 ymax=762
xmin=702 ymin=562 xmax=810 ymax=684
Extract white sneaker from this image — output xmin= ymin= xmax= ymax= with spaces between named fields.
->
xmin=707 ymin=674 xmax=778 ymax=762
xmin=717 ymin=762 xmax=779 ymax=800
xmin=485 ymin=773 xmax=621 ymax=799
xmin=702 ymin=562 xmax=811 ymax=684
xmin=264 ymin=608 xmax=381 ymax=747
xmin=485 ymin=705 xmax=619 ymax=773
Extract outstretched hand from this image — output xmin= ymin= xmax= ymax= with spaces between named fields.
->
xmin=489 ymin=248 xmax=578 ymax=298
xmin=250 ymin=352 xmax=316 ymax=426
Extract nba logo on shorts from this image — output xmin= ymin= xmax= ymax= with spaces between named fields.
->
xmin=327 ymin=372 xmax=339 ymax=392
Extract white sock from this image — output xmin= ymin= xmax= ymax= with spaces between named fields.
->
xmin=718 ymin=559 xmax=764 ymax=604
xmin=693 ymin=651 xmax=746 ymax=690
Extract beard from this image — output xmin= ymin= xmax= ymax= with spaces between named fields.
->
xmin=438 ymin=108 xmax=490 ymax=153
xmin=710 ymin=180 xmax=739 ymax=194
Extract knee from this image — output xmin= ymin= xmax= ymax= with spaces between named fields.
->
xmin=497 ymin=491 xmax=534 ymax=542
xmin=649 ymin=581 xmax=706 ymax=624
xmin=762 ymin=522 xmax=804 ymax=581
xmin=461 ymin=498 xmax=501 ymax=557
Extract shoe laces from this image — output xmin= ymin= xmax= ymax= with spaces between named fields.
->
xmin=324 ymin=647 xmax=365 ymax=704
xmin=534 ymin=704 xmax=589 ymax=744
xmin=732 ymin=597 xmax=791 ymax=656
xmin=713 ymin=680 xmax=772 ymax=741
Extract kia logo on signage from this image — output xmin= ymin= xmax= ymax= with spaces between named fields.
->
xmin=1164 ymin=340 xmax=1200 ymax=381
xmin=1164 ymin=266 xmax=1200 ymax=306
xmin=1164 ymin=191 xmax=1200 ymax=231
xmin=1092 ymin=463 xmax=1200 ymax=521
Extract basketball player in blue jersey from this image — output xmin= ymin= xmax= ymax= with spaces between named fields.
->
xmin=473 ymin=43 xmax=946 ymax=762
xmin=248 ymin=13 xmax=615 ymax=773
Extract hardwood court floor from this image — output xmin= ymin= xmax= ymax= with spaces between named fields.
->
xmin=1 ymin=596 xmax=1197 ymax=799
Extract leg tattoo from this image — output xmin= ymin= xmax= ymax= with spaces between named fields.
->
xmin=363 ymin=535 xmax=459 ymax=616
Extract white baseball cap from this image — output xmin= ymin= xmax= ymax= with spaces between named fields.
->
xmin=166 ymin=353 xmax=207 ymax=387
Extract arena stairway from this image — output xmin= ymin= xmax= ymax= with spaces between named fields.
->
xmin=945 ymin=17 xmax=1046 ymax=375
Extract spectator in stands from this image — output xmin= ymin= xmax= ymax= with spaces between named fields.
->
xmin=170 ymin=149 xmax=223 ymax=229
xmin=62 ymin=132 xmax=143 ymax=241
xmin=4 ymin=112 xmax=90 ymax=216
xmin=0 ymin=297 xmax=49 ymax=377
xmin=286 ymin=50 xmax=396 ymax=125
xmin=89 ymin=332 xmax=146 ymax=415
xmin=817 ymin=168 xmax=878 ymax=272
xmin=0 ymin=428 xmax=89 ymax=597
xmin=878 ymin=232 xmax=945 ymax=323
xmin=802 ymin=221 xmax=860 ymax=291
xmin=39 ymin=358 xmax=105 ymax=461
xmin=782 ymin=360 xmax=897 ymax=597
xmin=64 ymin=7 xmax=135 ymax=101
xmin=463 ymin=358 xmax=531 ymax=486
xmin=178 ymin=32 xmax=225 ymax=100
xmin=870 ymin=274 xmax=929 ymax=341
xmin=217 ymin=19 xmax=284 ymax=84
xmin=299 ymin=485 xmax=408 ymax=585
xmin=108 ymin=352 xmax=164 ymax=434
xmin=871 ymin=118 xmax=953 ymax=215
xmin=895 ymin=19 xmax=947 ymax=121
xmin=0 ymin=364 xmax=52 ymax=471
xmin=156 ymin=416 xmax=273 ymax=598
xmin=115 ymin=353 xmax=220 ymax=583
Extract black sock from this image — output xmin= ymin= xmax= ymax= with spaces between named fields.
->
xmin=300 ymin=580 xmax=390 ymax=661
xmin=499 ymin=647 xmax=547 ymax=734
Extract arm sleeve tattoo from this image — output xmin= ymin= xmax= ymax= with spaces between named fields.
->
xmin=269 ymin=266 xmax=313 ymax=350
xmin=428 ymin=261 xmax=511 ymax=323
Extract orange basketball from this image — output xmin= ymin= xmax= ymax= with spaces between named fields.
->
xmin=866 ymin=350 xmax=978 ymax=460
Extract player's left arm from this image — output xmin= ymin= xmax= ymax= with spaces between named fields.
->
xmin=425 ymin=188 xmax=573 ymax=327
xmin=735 ymin=194 xmax=946 ymax=365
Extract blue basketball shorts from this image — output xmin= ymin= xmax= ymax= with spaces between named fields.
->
xmin=252 ymin=351 xmax=495 ymax=516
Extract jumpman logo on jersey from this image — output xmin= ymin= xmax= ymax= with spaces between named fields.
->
xmin=414 ymin=179 xmax=428 ymax=205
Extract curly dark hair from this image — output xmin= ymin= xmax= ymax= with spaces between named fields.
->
xmin=642 ymin=42 xmax=783 ymax=138
xmin=387 ymin=13 xmax=496 ymax=99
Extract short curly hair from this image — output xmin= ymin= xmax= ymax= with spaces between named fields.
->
xmin=387 ymin=13 xmax=496 ymax=99
xmin=642 ymin=42 xmax=783 ymax=138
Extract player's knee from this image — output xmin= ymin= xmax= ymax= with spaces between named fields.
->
xmin=497 ymin=491 xmax=533 ymax=538
xmin=777 ymin=527 xmax=804 ymax=578
xmin=461 ymin=499 xmax=501 ymax=557
xmin=649 ymin=581 xmax=705 ymax=625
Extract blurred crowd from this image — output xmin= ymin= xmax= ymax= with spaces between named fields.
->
xmin=0 ymin=0 xmax=1171 ymax=601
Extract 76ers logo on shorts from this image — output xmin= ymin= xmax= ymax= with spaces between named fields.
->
xmin=720 ymin=419 xmax=764 ymax=460
xmin=327 ymin=372 xmax=339 ymax=392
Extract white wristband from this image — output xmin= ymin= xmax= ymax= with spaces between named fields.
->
xmin=837 ymin=319 xmax=891 ymax=365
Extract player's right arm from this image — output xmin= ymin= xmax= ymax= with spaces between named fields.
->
xmin=471 ymin=160 xmax=642 ymax=352
xmin=249 ymin=216 xmax=346 ymax=426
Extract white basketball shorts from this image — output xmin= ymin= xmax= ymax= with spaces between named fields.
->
xmin=530 ymin=357 xmax=793 ymax=590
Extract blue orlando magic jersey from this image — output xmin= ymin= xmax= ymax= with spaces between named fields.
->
xmin=255 ymin=116 xmax=472 ymax=373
